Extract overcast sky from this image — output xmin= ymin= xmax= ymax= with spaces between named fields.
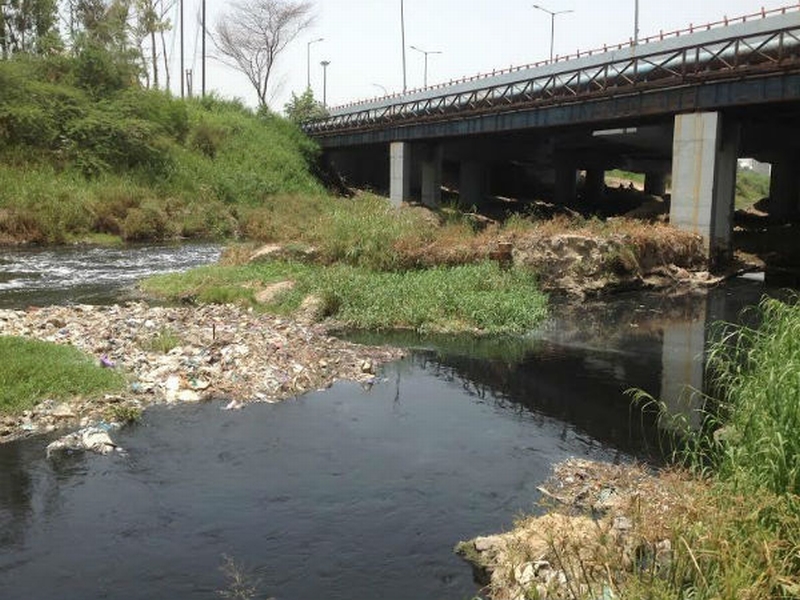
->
xmin=167 ymin=0 xmax=797 ymax=112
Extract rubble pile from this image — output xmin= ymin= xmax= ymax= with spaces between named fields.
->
xmin=0 ymin=302 xmax=402 ymax=443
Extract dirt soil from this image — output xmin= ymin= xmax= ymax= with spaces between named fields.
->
xmin=0 ymin=302 xmax=403 ymax=444
xmin=455 ymin=458 xmax=700 ymax=600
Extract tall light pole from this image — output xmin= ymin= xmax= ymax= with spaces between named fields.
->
xmin=410 ymin=45 xmax=442 ymax=88
xmin=320 ymin=60 xmax=330 ymax=107
xmin=307 ymin=37 xmax=323 ymax=90
xmin=634 ymin=0 xmax=640 ymax=45
xmin=532 ymin=4 xmax=574 ymax=62
xmin=400 ymin=0 xmax=407 ymax=93
xmin=372 ymin=83 xmax=388 ymax=96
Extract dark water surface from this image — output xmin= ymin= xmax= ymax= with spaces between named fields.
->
xmin=0 ymin=243 xmax=775 ymax=599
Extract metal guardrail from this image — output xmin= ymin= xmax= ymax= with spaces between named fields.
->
xmin=304 ymin=7 xmax=800 ymax=136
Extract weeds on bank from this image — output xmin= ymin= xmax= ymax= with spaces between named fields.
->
xmin=0 ymin=336 xmax=125 ymax=415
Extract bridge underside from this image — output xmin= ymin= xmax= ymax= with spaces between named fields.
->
xmin=323 ymin=90 xmax=800 ymax=264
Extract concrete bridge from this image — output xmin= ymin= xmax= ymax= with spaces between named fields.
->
xmin=304 ymin=5 xmax=800 ymax=262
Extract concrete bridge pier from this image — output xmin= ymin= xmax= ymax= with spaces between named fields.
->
xmin=390 ymin=141 xmax=412 ymax=207
xmin=769 ymin=157 xmax=800 ymax=220
xmin=670 ymin=112 xmax=740 ymax=264
xmin=459 ymin=160 xmax=487 ymax=208
xmin=421 ymin=144 xmax=443 ymax=208
xmin=555 ymin=156 xmax=578 ymax=205
xmin=644 ymin=172 xmax=668 ymax=197
xmin=584 ymin=168 xmax=606 ymax=206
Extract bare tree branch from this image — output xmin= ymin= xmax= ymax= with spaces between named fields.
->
xmin=213 ymin=0 xmax=313 ymax=108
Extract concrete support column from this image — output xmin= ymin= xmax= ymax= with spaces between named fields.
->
xmin=421 ymin=144 xmax=443 ymax=208
xmin=555 ymin=157 xmax=578 ymax=205
xmin=459 ymin=160 xmax=485 ymax=208
xmin=390 ymin=141 xmax=412 ymax=207
xmin=584 ymin=168 xmax=605 ymax=205
xmin=644 ymin=172 xmax=667 ymax=197
xmin=769 ymin=159 xmax=800 ymax=220
xmin=670 ymin=112 xmax=740 ymax=264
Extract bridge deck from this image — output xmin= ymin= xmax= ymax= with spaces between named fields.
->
xmin=305 ymin=6 xmax=800 ymax=139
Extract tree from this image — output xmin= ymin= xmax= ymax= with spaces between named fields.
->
xmin=214 ymin=0 xmax=313 ymax=108
xmin=284 ymin=88 xmax=327 ymax=123
xmin=0 ymin=0 xmax=60 ymax=56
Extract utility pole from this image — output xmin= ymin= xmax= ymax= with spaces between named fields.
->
xmin=201 ymin=0 xmax=206 ymax=97
xmin=400 ymin=0 xmax=407 ymax=93
xmin=180 ymin=0 xmax=184 ymax=98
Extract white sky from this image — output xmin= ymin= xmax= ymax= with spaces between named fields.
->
xmin=167 ymin=1 xmax=797 ymax=112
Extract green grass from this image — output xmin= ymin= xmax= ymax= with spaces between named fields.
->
xmin=0 ymin=336 xmax=125 ymax=415
xmin=0 ymin=56 xmax=324 ymax=244
xmin=736 ymin=168 xmax=770 ymax=210
xmin=142 ymin=260 xmax=548 ymax=335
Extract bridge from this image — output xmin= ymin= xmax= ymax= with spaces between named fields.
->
xmin=304 ymin=5 xmax=800 ymax=262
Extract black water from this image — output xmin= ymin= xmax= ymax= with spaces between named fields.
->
xmin=0 ymin=244 xmax=776 ymax=599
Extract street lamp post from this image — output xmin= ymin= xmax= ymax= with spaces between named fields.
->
xmin=400 ymin=0 xmax=407 ymax=93
xmin=634 ymin=0 xmax=640 ymax=45
xmin=410 ymin=45 xmax=442 ymax=88
xmin=320 ymin=60 xmax=330 ymax=107
xmin=372 ymin=83 xmax=389 ymax=96
xmin=532 ymin=4 xmax=574 ymax=62
xmin=307 ymin=37 xmax=323 ymax=90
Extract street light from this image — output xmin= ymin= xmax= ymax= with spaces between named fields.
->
xmin=410 ymin=45 xmax=442 ymax=88
xmin=400 ymin=0 xmax=407 ymax=93
xmin=372 ymin=83 xmax=389 ymax=96
xmin=532 ymin=4 xmax=574 ymax=62
xmin=634 ymin=0 xmax=640 ymax=46
xmin=307 ymin=37 xmax=323 ymax=90
xmin=320 ymin=60 xmax=330 ymax=107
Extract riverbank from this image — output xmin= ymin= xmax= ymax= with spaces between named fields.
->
xmin=456 ymin=296 xmax=800 ymax=600
xmin=0 ymin=302 xmax=402 ymax=444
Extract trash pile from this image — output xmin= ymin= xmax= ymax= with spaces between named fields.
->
xmin=455 ymin=458 xmax=696 ymax=600
xmin=0 ymin=302 xmax=403 ymax=445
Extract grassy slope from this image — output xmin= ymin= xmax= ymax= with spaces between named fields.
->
xmin=0 ymin=336 xmax=124 ymax=415
xmin=0 ymin=56 xmax=324 ymax=244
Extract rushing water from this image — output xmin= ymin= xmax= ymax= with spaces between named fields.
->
xmin=0 ymin=243 xmax=222 ymax=308
xmin=0 ymin=244 xmax=776 ymax=599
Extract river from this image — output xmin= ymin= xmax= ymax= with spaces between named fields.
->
xmin=0 ymin=244 xmax=774 ymax=599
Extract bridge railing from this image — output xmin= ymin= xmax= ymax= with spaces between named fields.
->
xmin=305 ymin=7 xmax=800 ymax=136
xmin=329 ymin=3 xmax=800 ymax=114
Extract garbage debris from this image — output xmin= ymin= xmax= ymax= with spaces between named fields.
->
xmin=46 ymin=426 xmax=122 ymax=458
xmin=0 ymin=302 xmax=403 ymax=443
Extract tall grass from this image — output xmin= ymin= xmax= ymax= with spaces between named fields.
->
xmin=705 ymin=296 xmax=800 ymax=494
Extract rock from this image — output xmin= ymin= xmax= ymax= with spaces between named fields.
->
xmin=514 ymin=562 xmax=537 ymax=586
xmin=360 ymin=359 xmax=374 ymax=374
xmin=50 ymin=403 xmax=76 ymax=419
xmin=254 ymin=280 xmax=295 ymax=305
xmin=474 ymin=535 xmax=503 ymax=553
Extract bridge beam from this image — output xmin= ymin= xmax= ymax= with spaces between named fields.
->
xmin=769 ymin=158 xmax=800 ymax=220
xmin=390 ymin=141 xmax=412 ymax=207
xmin=670 ymin=112 xmax=739 ymax=264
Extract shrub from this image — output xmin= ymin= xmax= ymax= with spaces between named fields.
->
xmin=122 ymin=201 xmax=171 ymax=241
